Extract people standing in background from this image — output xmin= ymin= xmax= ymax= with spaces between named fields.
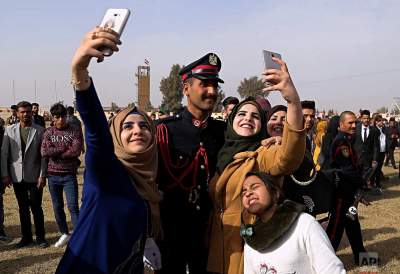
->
xmin=372 ymin=115 xmax=389 ymax=193
xmin=301 ymin=100 xmax=316 ymax=155
xmin=354 ymin=110 xmax=379 ymax=188
xmin=41 ymin=103 xmax=83 ymax=247
xmin=0 ymin=122 xmax=10 ymax=242
xmin=384 ymin=117 xmax=399 ymax=169
xmin=1 ymin=101 xmax=48 ymax=248
xmin=221 ymin=96 xmax=239 ymax=120
xmin=313 ymin=120 xmax=328 ymax=170
xmin=32 ymin=103 xmax=46 ymax=128
xmin=66 ymin=106 xmax=82 ymax=129
xmin=6 ymin=105 xmax=19 ymax=126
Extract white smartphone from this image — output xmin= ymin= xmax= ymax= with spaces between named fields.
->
xmin=263 ymin=50 xmax=282 ymax=70
xmin=99 ymin=8 xmax=131 ymax=56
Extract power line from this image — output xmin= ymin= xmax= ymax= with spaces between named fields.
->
xmin=298 ymin=68 xmax=400 ymax=86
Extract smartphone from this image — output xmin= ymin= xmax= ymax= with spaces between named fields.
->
xmin=263 ymin=50 xmax=282 ymax=70
xmin=99 ymin=8 xmax=131 ymax=56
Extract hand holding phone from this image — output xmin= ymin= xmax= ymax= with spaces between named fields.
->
xmin=99 ymin=8 xmax=131 ymax=56
xmin=263 ymin=50 xmax=282 ymax=71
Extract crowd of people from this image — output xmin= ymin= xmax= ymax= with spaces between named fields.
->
xmin=1 ymin=25 xmax=399 ymax=274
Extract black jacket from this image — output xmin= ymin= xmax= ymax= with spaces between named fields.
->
xmin=354 ymin=123 xmax=379 ymax=166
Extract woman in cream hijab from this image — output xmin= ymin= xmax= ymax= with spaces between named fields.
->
xmin=57 ymin=27 xmax=161 ymax=274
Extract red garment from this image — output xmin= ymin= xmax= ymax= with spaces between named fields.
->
xmin=41 ymin=125 xmax=83 ymax=175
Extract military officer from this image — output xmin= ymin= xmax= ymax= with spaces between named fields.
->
xmin=156 ymin=53 xmax=225 ymax=274
xmin=325 ymin=111 xmax=367 ymax=265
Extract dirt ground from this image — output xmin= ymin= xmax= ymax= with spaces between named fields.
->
xmin=1 ymin=161 xmax=399 ymax=273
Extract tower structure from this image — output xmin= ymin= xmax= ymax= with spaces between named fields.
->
xmin=137 ymin=65 xmax=151 ymax=110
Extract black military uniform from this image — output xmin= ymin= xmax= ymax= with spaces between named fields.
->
xmin=325 ymin=131 xmax=367 ymax=264
xmin=156 ymin=53 xmax=225 ymax=274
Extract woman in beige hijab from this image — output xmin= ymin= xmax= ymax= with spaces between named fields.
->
xmin=57 ymin=27 xmax=161 ymax=274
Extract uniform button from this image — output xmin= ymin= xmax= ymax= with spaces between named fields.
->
xmin=196 ymin=205 xmax=201 ymax=211
xmin=200 ymin=142 xmax=203 ymax=146
xmin=200 ymin=165 xmax=205 ymax=170
xmin=179 ymin=156 xmax=183 ymax=160
xmin=176 ymin=114 xmax=180 ymax=118
xmin=197 ymin=185 xmax=201 ymax=190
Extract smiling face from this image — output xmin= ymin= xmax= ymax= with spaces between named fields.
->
xmin=120 ymin=114 xmax=152 ymax=154
xmin=267 ymin=110 xmax=286 ymax=137
xmin=184 ymin=78 xmax=219 ymax=113
xmin=232 ymin=103 xmax=261 ymax=137
xmin=242 ymin=175 xmax=273 ymax=215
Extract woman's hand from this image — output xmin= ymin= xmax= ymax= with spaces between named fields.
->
xmin=71 ymin=27 xmax=121 ymax=90
xmin=261 ymin=57 xmax=300 ymax=104
xmin=261 ymin=136 xmax=282 ymax=148
xmin=261 ymin=58 xmax=303 ymax=130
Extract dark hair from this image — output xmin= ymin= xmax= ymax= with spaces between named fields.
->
xmin=32 ymin=103 xmax=39 ymax=107
xmin=245 ymin=172 xmax=283 ymax=204
xmin=339 ymin=111 xmax=355 ymax=123
xmin=255 ymin=97 xmax=272 ymax=113
xmin=320 ymin=115 xmax=340 ymax=168
xmin=360 ymin=109 xmax=370 ymax=117
xmin=266 ymin=104 xmax=287 ymax=122
xmin=301 ymin=100 xmax=315 ymax=110
xmin=66 ymin=106 xmax=75 ymax=115
xmin=389 ymin=117 xmax=396 ymax=122
xmin=50 ymin=103 xmax=67 ymax=116
xmin=10 ymin=105 xmax=17 ymax=110
xmin=16 ymin=101 xmax=32 ymax=111
xmin=222 ymin=96 xmax=239 ymax=107
xmin=183 ymin=77 xmax=194 ymax=86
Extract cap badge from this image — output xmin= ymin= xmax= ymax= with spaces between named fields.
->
xmin=209 ymin=54 xmax=218 ymax=65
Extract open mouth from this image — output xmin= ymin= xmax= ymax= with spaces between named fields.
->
xmin=272 ymin=125 xmax=283 ymax=134
xmin=248 ymin=198 xmax=258 ymax=205
xmin=130 ymin=138 xmax=145 ymax=143
xmin=240 ymin=123 xmax=254 ymax=129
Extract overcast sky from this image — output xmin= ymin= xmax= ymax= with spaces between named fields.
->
xmin=1 ymin=0 xmax=400 ymax=112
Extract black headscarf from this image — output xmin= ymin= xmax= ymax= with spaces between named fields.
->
xmin=320 ymin=115 xmax=340 ymax=167
xmin=217 ymin=98 xmax=267 ymax=173
xmin=266 ymin=105 xmax=288 ymax=137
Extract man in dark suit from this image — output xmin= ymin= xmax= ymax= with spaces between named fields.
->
xmin=372 ymin=115 xmax=390 ymax=192
xmin=384 ymin=117 xmax=399 ymax=168
xmin=32 ymin=103 xmax=46 ymax=128
xmin=354 ymin=110 xmax=379 ymax=187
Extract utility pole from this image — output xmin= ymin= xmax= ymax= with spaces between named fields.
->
xmin=54 ymin=80 xmax=58 ymax=102
xmin=12 ymin=80 xmax=15 ymax=104
xmin=34 ymin=80 xmax=37 ymax=103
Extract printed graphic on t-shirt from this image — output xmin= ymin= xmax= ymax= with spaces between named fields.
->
xmin=260 ymin=263 xmax=277 ymax=274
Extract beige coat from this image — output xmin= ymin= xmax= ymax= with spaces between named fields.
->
xmin=207 ymin=123 xmax=306 ymax=274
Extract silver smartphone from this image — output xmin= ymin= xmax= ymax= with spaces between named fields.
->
xmin=99 ymin=8 xmax=131 ymax=56
xmin=263 ymin=50 xmax=282 ymax=70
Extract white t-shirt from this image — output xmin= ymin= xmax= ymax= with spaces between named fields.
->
xmin=244 ymin=213 xmax=346 ymax=274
